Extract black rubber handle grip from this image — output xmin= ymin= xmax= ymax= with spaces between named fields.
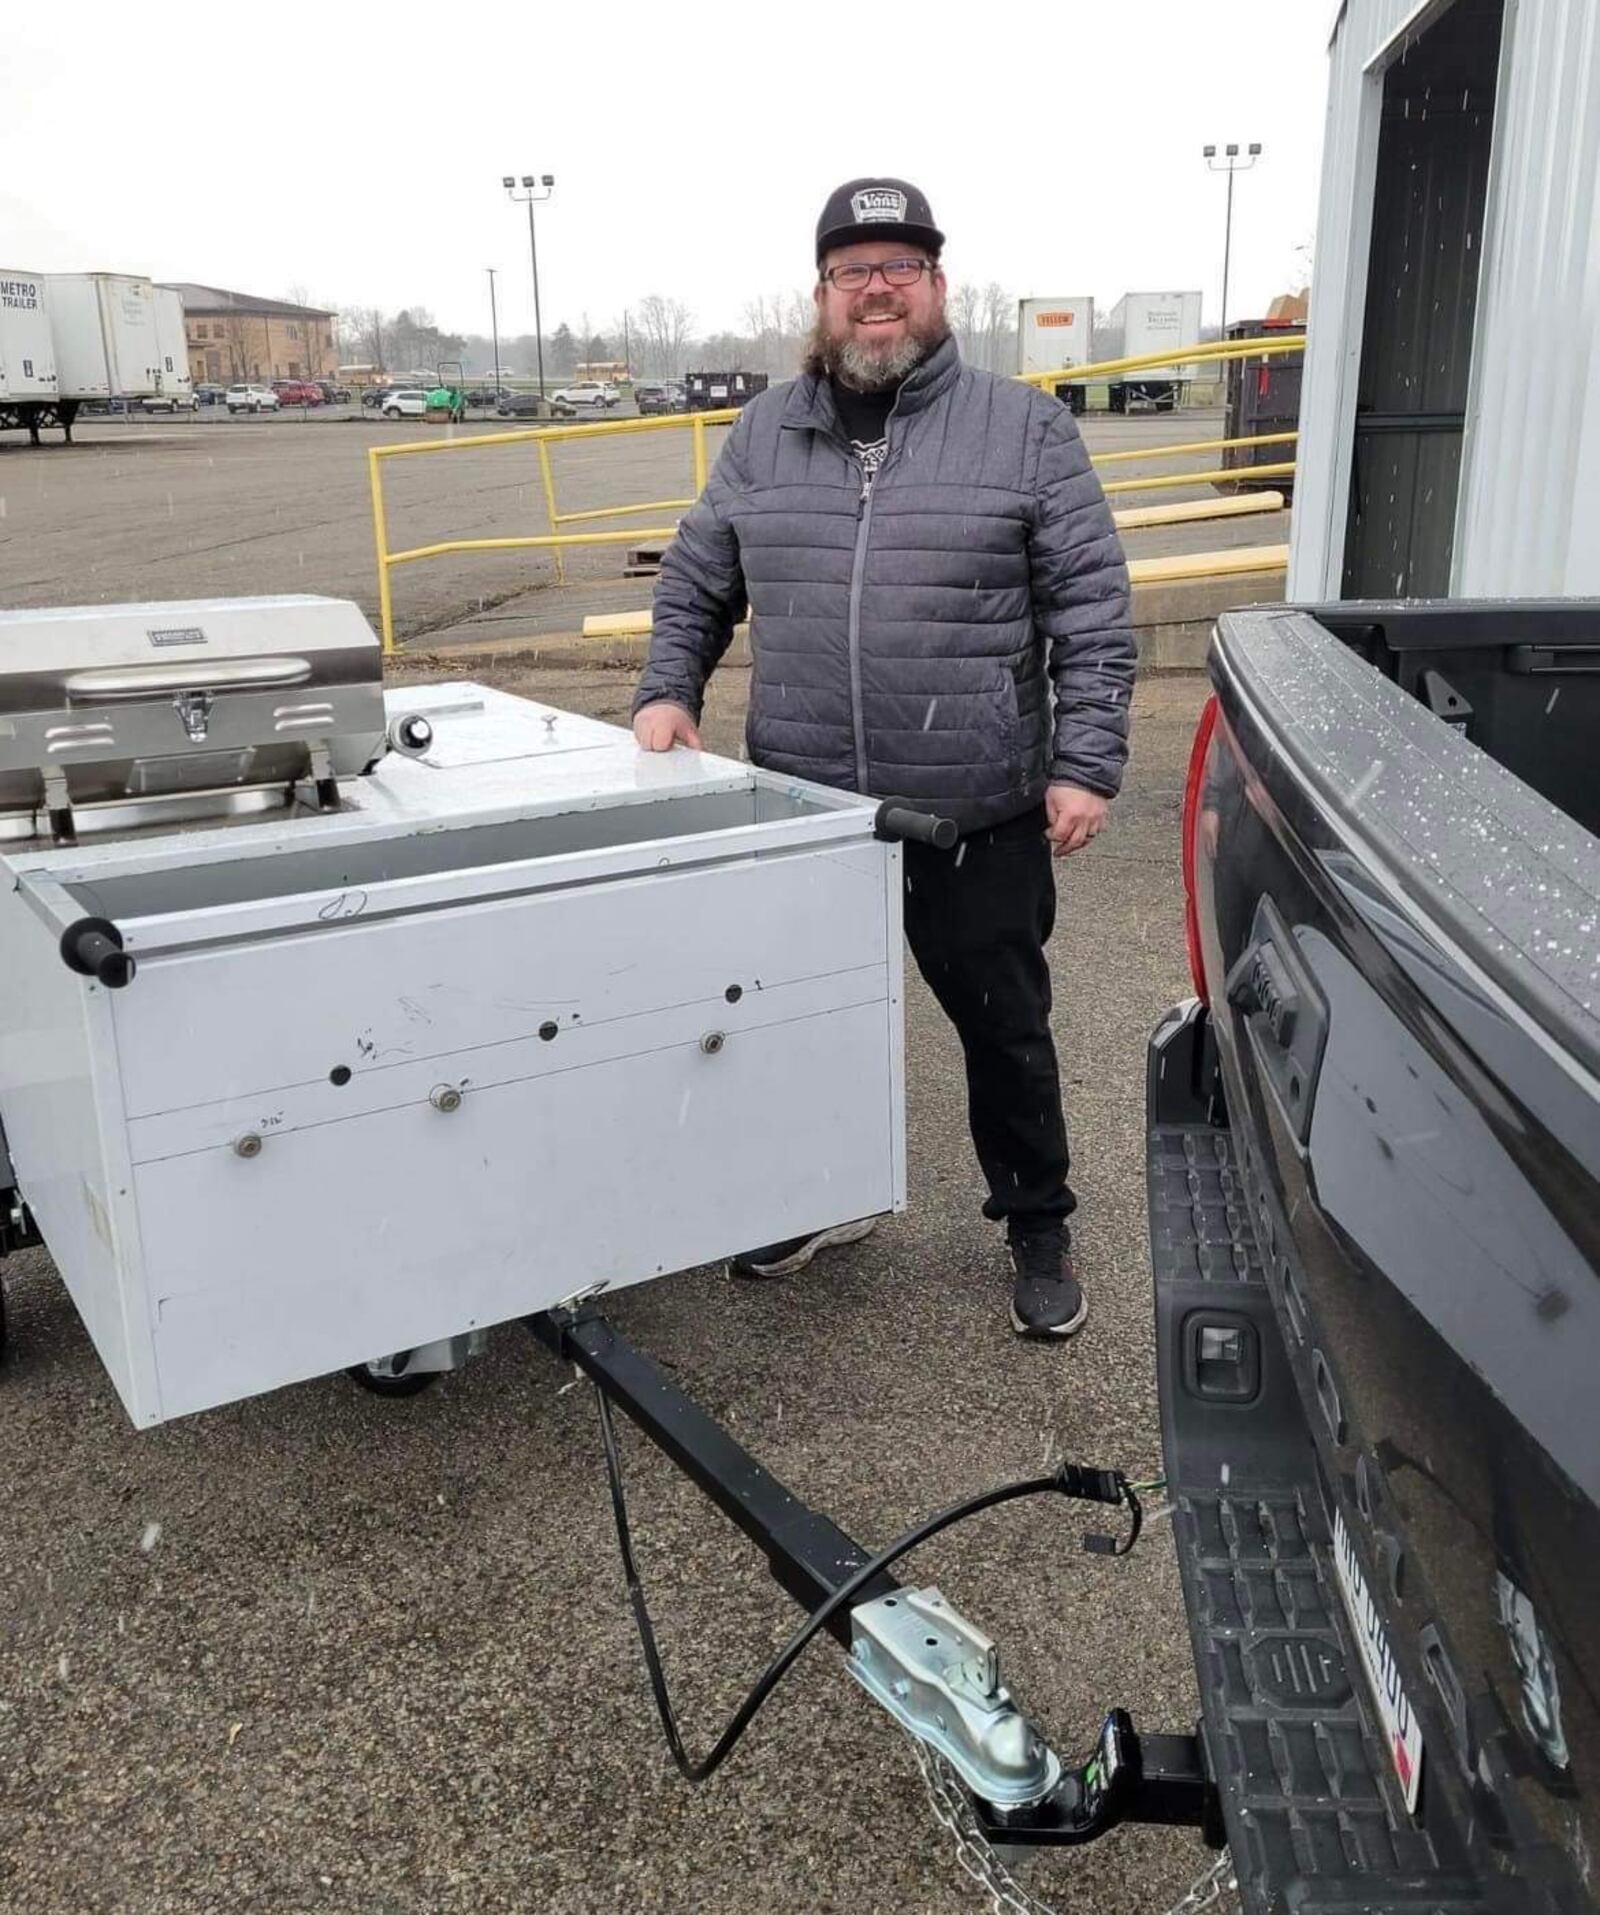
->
xmin=874 ymin=803 xmax=959 ymax=850
xmin=60 ymin=917 xmax=136 ymax=990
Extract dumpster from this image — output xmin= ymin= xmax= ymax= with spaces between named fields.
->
xmin=685 ymin=371 xmax=769 ymax=412
xmin=1221 ymin=319 xmax=1303 ymax=493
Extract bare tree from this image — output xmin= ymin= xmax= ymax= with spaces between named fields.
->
xmin=782 ymin=288 xmax=813 ymax=371
xmin=635 ymin=294 xmax=694 ymax=377
xmin=949 ymin=282 xmax=982 ymax=364
xmin=220 ymin=311 xmax=257 ymax=381
xmin=611 ymin=309 xmax=634 ymax=376
xmin=980 ymin=282 xmax=1013 ymax=374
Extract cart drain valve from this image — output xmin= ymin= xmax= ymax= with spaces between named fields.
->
xmin=848 ymin=1586 xmax=1061 ymax=1806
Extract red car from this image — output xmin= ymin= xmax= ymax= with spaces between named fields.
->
xmin=271 ymin=380 xmax=323 ymax=406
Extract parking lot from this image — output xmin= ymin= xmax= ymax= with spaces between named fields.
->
xmin=0 ymin=655 xmax=1217 ymax=1914
xmin=0 ymin=405 xmax=1284 ymax=648
xmin=0 ymin=396 xmax=1233 ymax=1912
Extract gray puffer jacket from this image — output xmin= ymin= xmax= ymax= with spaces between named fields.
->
xmin=634 ymin=336 xmax=1134 ymax=828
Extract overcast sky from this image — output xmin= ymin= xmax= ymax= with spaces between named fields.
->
xmin=3 ymin=1 xmax=1331 ymax=346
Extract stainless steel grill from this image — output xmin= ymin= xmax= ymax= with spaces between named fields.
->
xmin=0 ymin=595 xmax=387 ymax=840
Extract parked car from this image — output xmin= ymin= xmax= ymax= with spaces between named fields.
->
xmin=634 ymin=381 xmax=686 ymax=416
xmin=549 ymin=381 xmax=614 ymax=414
xmin=195 ymin=384 xmax=228 ymax=407
xmin=271 ymin=380 xmax=322 ymax=406
xmin=381 ymin=389 xmax=429 ymax=419
xmin=495 ymin=392 xmax=545 ymax=418
xmin=360 ymin=387 xmax=390 ymax=409
xmin=138 ymin=389 xmax=197 ymax=413
xmin=225 ymin=384 xmax=279 ymax=414
xmin=466 ymin=386 xmax=510 ymax=407
xmin=317 ymin=381 xmax=352 ymax=405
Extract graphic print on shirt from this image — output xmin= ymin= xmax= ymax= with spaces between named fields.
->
xmin=851 ymin=435 xmax=889 ymax=495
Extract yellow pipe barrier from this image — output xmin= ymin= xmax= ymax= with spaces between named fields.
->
xmin=386 ymin=527 xmax=682 ymax=567
xmin=1101 ymin=460 xmax=1297 ymax=497
xmin=552 ymin=497 xmax=696 ymax=526
xmin=1130 ymin=543 xmax=1289 ymax=585
xmin=372 ymin=409 xmax=740 ymax=460
xmin=1020 ymin=332 xmax=1304 ymax=390
xmin=536 ymin=439 xmax=566 ymax=585
xmin=1093 ymin=430 xmax=1298 ymax=467
xmin=1114 ymin=491 xmax=1285 ymax=530
xmin=367 ymin=446 xmax=394 ymax=655
xmin=368 ymin=408 xmax=739 ymax=646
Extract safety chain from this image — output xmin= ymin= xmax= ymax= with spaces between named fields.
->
xmin=905 ymin=1735 xmax=1241 ymax=1915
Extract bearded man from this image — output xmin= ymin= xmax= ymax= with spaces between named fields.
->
xmin=632 ymin=178 xmax=1134 ymax=1338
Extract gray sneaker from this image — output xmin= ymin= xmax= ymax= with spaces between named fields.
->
xmin=1009 ymin=1233 xmax=1088 ymax=1338
xmin=729 ymin=1217 xmax=878 ymax=1279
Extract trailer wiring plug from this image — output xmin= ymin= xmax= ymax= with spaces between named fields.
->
xmin=590 ymin=1380 xmax=1150 ymax=1784
xmin=1054 ymin=1461 xmax=1145 ymax=1556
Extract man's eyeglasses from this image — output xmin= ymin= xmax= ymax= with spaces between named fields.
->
xmin=820 ymin=257 xmax=936 ymax=292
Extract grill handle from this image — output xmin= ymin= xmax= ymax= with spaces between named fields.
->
xmin=62 ymin=657 xmax=313 ymax=701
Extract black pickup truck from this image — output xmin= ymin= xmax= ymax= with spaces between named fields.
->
xmin=1148 ymin=601 xmax=1599 ymax=1913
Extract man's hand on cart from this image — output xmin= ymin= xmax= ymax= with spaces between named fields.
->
xmin=633 ymin=702 xmax=703 ymax=752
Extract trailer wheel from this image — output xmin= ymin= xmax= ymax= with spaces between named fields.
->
xmin=345 ymin=1359 xmax=438 ymax=1398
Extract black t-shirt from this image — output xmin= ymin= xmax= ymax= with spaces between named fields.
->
xmin=830 ymin=378 xmax=899 ymax=490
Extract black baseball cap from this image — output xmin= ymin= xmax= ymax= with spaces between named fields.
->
xmin=815 ymin=178 xmax=945 ymax=266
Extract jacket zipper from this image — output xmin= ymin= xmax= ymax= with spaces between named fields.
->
xmin=843 ymin=395 xmax=905 ymax=793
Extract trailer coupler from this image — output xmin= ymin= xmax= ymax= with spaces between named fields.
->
xmin=528 ymin=1304 xmax=1221 ymax=1850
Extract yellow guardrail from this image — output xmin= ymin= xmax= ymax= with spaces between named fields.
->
xmin=369 ymin=334 xmax=1304 ymax=651
xmin=368 ymin=408 xmax=737 ymax=650
xmin=1015 ymin=331 xmax=1305 ymax=390
xmin=1101 ymin=460 xmax=1298 ymax=496
xmin=1093 ymin=429 xmax=1298 ymax=466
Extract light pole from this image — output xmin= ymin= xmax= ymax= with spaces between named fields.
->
xmin=1202 ymin=142 xmax=1262 ymax=338
xmin=503 ymin=173 xmax=555 ymax=398
xmin=486 ymin=267 xmax=502 ymax=393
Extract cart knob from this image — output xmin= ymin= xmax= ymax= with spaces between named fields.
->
xmin=388 ymin=713 xmax=434 ymax=757
xmin=60 ymin=918 xmax=136 ymax=990
xmin=873 ymin=804 xmax=959 ymax=851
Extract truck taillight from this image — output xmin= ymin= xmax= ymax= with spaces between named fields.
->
xmin=1182 ymin=693 xmax=1220 ymax=1005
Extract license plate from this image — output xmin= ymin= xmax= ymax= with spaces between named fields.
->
xmin=1332 ymin=1508 xmax=1424 ymax=1812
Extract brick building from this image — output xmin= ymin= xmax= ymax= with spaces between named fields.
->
xmin=162 ymin=284 xmax=338 ymax=385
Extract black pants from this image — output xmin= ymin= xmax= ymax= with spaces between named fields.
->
xmin=901 ymin=805 xmax=1076 ymax=1241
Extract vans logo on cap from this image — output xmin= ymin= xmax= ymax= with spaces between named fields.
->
xmin=851 ymin=187 xmax=908 ymax=224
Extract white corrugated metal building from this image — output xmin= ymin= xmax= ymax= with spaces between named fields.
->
xmin=1290 ymin=0 xmax=1600 ymax=600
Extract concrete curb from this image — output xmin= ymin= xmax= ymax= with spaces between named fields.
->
xmin=389 ymin=569 xmax=1286 ymax=677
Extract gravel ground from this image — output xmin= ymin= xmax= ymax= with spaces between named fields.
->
xmin=0 ymin=662 xmax=1215 ymax=1915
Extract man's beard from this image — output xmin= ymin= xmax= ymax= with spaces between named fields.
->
xmin=803 ymin=304 xmax=949 ymax=390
